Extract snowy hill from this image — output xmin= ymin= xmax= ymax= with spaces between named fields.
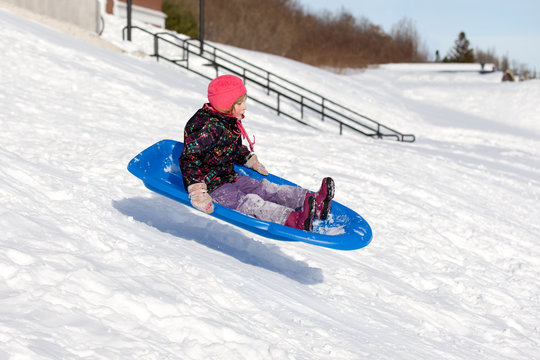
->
xmin=1 ymin=7 xmax=540 ymax=360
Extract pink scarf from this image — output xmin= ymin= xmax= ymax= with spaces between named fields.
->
xmin=235 ymin=118 xmax=256 ymax=152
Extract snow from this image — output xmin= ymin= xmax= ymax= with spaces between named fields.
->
xmin=1 ymin=6 xmax=540 ymax=360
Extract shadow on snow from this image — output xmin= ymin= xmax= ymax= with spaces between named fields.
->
xmin=113 ymin=196 xmax=324 ymax=285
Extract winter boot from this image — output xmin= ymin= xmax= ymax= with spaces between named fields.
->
xmin=284 ymin=195 xmax=316 ymax=231
xmin=314 ymin=177 xmax=335 ymax=220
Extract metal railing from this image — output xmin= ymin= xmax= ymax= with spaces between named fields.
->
xmin=123 ymin=26 xmax=416 ymax=142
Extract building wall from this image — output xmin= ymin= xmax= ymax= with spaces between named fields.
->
xmin=121 ymin=0 xmax=162 ymax=12
xmin=3 ymin=0 xmax=100 ymax=33
xmin=106 ymin=0 xmax=165 ymax=28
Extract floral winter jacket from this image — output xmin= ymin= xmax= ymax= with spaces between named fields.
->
xmin=179 ymin=104 xmax=251 ymax=193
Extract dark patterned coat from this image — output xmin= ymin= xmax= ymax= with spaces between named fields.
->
xmin=179 ymin=104 xmax=251 ymax=193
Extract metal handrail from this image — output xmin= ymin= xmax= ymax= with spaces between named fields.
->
xmin=122 ymin=26 xmax=416 ymax=142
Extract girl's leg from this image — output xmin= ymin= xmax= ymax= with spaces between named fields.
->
xmin=210 ymin=179 xmax=293 ymax=224
xmin=234 ymin=175 xmax=308 ymax=210
xmin=237 ymin=194 xmax=292 ymax=225
xmin=211 ymin=177 xmax=316 ymax=230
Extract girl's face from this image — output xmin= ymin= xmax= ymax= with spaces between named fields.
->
xmin=231 ymin=99 xmax=246 ymax=120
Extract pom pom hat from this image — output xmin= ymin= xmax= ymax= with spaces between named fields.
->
xmin=207 ymin=75 xmax=247 ymax=111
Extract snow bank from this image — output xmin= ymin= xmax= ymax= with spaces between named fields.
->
xmin=377 ymin=62 xmax=497 ymax=72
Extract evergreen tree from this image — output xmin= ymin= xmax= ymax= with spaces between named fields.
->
xmin=163 ymin=0 xmax=198 ymax=38
xmin=444 ymin=32 xmax=474 ymax=63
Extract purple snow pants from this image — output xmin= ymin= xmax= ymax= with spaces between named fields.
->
xmin=210 ymin=175 xmax=308 ymax=224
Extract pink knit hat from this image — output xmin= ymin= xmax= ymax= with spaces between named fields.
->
xmin=207 ymin=75 xmax=247 ymax=110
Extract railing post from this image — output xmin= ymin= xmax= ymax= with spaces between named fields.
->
xmin=153 ymin=34 xmax=159 ymax=60
xmin=321 ymin=98 xmax=325 ymax=121
xmin=126 ymin=0 xmax=132 ymax=41
xmin=266 ymin=73 xmax=270 ymax=95
xmin=199 ymin=0 xmax=205 ymax=55
xmin=277 ymin=93 xmax=281 ymax=115
xmin=300 ymin=96 xmax=304 ymax=119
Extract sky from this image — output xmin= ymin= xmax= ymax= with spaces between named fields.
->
xmin=297 ymin=0 xmax=540 ymax=71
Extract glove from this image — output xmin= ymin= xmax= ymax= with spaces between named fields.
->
xmin=245 ymin=154 xmax=269 ymax=176
xmin=187 ymin=183 xmax=214 ymax=214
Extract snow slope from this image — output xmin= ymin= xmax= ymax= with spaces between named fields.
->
xmin=1 ymin=7 xmax=540 ymax=360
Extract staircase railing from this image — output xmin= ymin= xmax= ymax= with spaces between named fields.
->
xmin=122 ymin=26 xmax=416 ymax=142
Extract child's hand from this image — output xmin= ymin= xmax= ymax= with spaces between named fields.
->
xmin=245 ymin=154 xmax=269 ymax=176
xmin=187 ymin=183 xmax=214 ymax=213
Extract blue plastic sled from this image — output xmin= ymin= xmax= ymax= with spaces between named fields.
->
xmin=127 ymin=140 xmax=372 ymax=250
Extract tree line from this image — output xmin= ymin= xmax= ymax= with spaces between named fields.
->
xmin=440 ymin=31 xmax=536 ymax=80
xmin=163 ymin=0 xmax=537 ymax=80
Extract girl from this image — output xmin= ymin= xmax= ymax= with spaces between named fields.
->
xmin=179 ymin=75 xmax=334 ymax=231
